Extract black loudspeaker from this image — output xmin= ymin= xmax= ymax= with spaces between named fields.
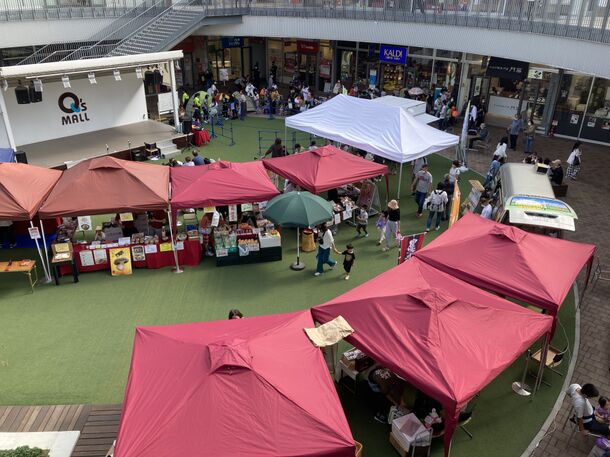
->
xmin=29 ymin=85 xmax=42 ymax=103
xmin=15 ymin=151 xmax=28 ymax=164
xmin=15 ymin=86 xmax=30 ymax=104
xmin=182 ymin=120 xmax=192 ymax=134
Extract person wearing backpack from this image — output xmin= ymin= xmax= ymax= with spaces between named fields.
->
xmin=426 ymin=183 xmax=449 ymax=232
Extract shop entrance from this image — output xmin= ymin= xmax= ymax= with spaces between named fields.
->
xmin=298 ymin=54 xmax=317 ymax=87
xmin=380 ymin=63 xmax=404 ymax=94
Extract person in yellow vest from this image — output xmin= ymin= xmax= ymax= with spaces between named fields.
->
xmin=181 ymin=90 xmax=189 ymax=107
xmin=193 ymin=93 xmax=202 ymax=111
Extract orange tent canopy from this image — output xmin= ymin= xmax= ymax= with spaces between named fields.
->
xmin=0 ymin=163 xmax=62 ymax=221
xmin=39 ymin=157 xmax=170 ymax=218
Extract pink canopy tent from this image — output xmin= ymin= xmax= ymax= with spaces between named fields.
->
xmin=114 ymin=310 xmax=355 ymax=457
xmin=414 ymin=212 xmax=596 ymax=333
xmin=170 ymin=160 xmax=280 ymax=209
xmin=263 ymin=145 xmax=389 ymax=195
xmin=312 ymin=257 xmax=553 ymax=457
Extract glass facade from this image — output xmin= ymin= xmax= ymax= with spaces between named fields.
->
xmin=553 ymin=74 xmax=593 ymax=138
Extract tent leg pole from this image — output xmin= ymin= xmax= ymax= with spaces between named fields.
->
xmin=30 ymin=221 xmax=51 ymax=283
xmin=167 ymin=208 xmax=183 ymax=274
xmin=38 ymin=219 xmax=52 ymax=282
xmin=397 ymin=162 xmax=403 ymax=201
xmin=291 ymin=228 xmax=305 ymax=270
xmin=532 ymin=335 xmax=550 ymax=397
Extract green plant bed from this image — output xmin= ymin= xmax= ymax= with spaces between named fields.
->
xmin=0 ymin=447 xmax=48 ymax=457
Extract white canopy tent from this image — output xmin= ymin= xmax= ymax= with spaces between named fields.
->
xmin=372 ymin=95 xmax=439 ymax=125
xmin=285 ymin=95 xmax=459 ymax=198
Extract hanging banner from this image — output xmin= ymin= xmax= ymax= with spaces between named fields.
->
xmin=297 ymin=40 xmax=319 ymax=54
xmin=109 ymin=248 xmax=132 ymax=276
xmin=449 ymin=181 xmax=461 ymax=227
xmin=398 ymin=232 xmax=426 ymax=265
xmin=77 ymin=216 xmax=92 ymax=231
xmin=228 ymin=205 xmax=238 ymax=222
xmin=28 ymin=227 xmax=41 ymax=240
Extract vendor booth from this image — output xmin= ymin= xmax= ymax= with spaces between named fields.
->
xmin=0 ymin=163 xmax=62 ymax=283
xmin=114 ymin=311 xmax=357 ymax=457
xmin=414 ymin=212 xmax=596 ymax=334
xmin=312 ymin=257 xmax=553 ymax=457
xmin=285 ymin=95 xmax=459 ymax=198
xmin=170 ymin=161 xmax=282 ymax=267
xmin=37 ymin=156 xmax=192 ymax=275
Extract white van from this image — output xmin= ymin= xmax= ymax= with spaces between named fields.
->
xmin=493 ymin=163 xmax=578 ymax=236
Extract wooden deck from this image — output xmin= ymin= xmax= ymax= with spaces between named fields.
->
xmin=0 ymin=404 xmax=121 ymax=457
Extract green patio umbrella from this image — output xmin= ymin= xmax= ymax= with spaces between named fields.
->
xmin=263 ymin=191 xmax=333 ymax=270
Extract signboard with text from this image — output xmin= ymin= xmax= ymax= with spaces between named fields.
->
xmin=379 ymin=45 xmax=407 ymax=65
xmin=221 ymin=37 xmax=244 ymax=48
xmin=486 ymin=57 xmax=529 ymax=80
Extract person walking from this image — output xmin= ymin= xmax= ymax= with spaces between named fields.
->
xmin=341 ymin=243 xmax=356 ymax=280
xmin=484 ymin=156 xmax=505 ymax=188
xmin=493 ymin=136 xmax=508 ymax=160
xmin=426 ymin=183 xmax=448 ymax=231
xmin=356 ymin=205 xmax=369 ymax=237
xmin=381 ymin=200 xmax=400 ymax=252
xmin=315 ymin=224 xmax=341 ymax=276
xmin=524 ymin=121 xmax=536 ymax=154
xmin=239 ymin=90 xmax=247 ymax=121
xmin=566 ymin=141 xmax=582 ymax=180
xmin=508 ymin=114 xmax=523 ymax=151
xmin=412 ymin=163 xmax=433 ymax=218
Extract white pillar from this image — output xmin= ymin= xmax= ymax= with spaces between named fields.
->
xmin=0 ymin=87 xmax=17 ymax=150
xmin=169 ymin=60 xmax=180 ymax=133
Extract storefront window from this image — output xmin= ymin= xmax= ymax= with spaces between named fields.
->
xmin=267 ymin=39 xmax=283 ymax=84
xmin=338 ymin=50 xmax=355 ymax=84
xmin=581 ymin=77 xmax=610 ymax=143
xmin=406 ymin=56 xmax=432 ymax=89
xmin=381 ymin=63 xmax=405 ymax=93
xmin=553 ymin=74 xmax=592 ymax=137
xmin=283 ymin=40 xmax=297 ymax=85
xmin=433 ymin=60 xmax=458 ymax=92
xmin=408 ymin=47 xmax=433 ymax=56
xmin=356 ymin=43 xmax=379 ymax=89
xmin=436 ymin=49 xmax=462 ymax=60
xmin=319 ymin=44 xmax=333 ymax=92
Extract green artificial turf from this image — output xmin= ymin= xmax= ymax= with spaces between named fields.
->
xmin=0 ymin=116 xmax=575 ymax=456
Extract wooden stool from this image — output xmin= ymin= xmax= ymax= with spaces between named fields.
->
xmin=301 ymin=229 xmax=316 ymax=252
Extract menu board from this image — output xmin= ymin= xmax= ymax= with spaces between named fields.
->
xmin=79 ymin=250 xmax=95 ymax=267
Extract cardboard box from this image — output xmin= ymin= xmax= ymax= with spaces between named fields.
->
xmin=389 ymin=432 xmax=408 ymax=457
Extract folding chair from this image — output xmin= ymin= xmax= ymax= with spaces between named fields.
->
xmin=528 ymin=345 xmax=568 ymax=387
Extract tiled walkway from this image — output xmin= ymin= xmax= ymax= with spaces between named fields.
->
xmin=445 ymin=126 xmax=610 ymax=457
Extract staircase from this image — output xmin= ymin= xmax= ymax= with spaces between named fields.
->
xmin=157 ymin=138 xmax=181 ymax=158
xmin=108 ymin=0 xmax=205 ymax=57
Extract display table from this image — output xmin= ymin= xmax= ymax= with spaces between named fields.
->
xmin=0 ymin=260 xmax=38 ymax=293
xmin=59 ymin=239 xmax=202 ymax=275
xmin=216 ymin=246 xmax=282 ymax=267
xmin=192 ymin=129 xmax=211 ymax=146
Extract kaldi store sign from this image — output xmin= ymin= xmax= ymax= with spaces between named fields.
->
xmin=297 ymin=40 xmax=319 ymax=54
xmin=380 ymin=44 xmax=407 ymax=65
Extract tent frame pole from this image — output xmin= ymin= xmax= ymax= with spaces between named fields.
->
xmin=30 ymin=221 xmax=51 ymax=283
xmin=532 ymin=334 xmax=550 ymax=397
xmin=166 ymin=207 xmax=183 ymax=274
xmin=38 ymin=219 xmax=52 ymax=281
xmin=397 ymin=162 xmax=403 ymax=201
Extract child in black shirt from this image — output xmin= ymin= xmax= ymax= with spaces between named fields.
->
xmin=342 ymin=243 xmax=356 ymax=280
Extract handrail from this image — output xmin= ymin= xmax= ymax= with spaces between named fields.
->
xmin=0 ymin=0 xmax=140 ymax=22
xmin=18 ymin=0 xmax=160 ymax=65
xmin=61 ymin=0 xmax=185 ymax=61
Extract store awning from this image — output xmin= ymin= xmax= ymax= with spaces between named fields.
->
xmin=263 ymin=146 xmax=388 ymax=194
xmin=312 ymin=257 xmax=552 ymax=457
xmin=38 ymin=156 xmax=170 ymax=217
xmin=114 ymin=311 xmax=355 ymax=457
xmin=285 ymin=95 xmax=458 ymax=163
xmin=0 ymin=163 xmax=62 ymax=220
xmin=414 ymin=212 xmax=596 ymax=328
xmin=170 ymin=160 xmax=280 ymax=209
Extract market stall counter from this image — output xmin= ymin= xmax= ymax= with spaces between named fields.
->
xmin=59 ymin=238 xmax=201 ymax=275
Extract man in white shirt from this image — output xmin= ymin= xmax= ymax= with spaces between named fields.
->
xmin=469 ymin=104 xmax=478 ymax=129
xmin=315 ymin=225 xmax=341 ymax=276
xmin=0 ymin=220 xmax=16 ymax=248
xmin=567 ymin=383 xmax=609 ymax=435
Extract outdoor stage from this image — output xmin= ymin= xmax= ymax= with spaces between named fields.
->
xmin=18 ymin=120 xmax=184 ymax=168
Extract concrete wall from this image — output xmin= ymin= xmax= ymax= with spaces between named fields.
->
xmin=197 ymin=15 xmax=610 ymax=78
xmin=4 ymin=72 xmax=147 ymax=146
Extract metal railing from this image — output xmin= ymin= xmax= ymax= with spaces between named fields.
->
xmin=18 ymin=0 xmax=165 ymax=64
xmin=0 ymin=0 xmax=152 ymax=21
xmin=241 ymin=0 xmax=610 ymax=44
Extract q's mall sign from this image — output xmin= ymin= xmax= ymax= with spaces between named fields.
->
xmin=379 ymin=44 xmax=408 ymax=65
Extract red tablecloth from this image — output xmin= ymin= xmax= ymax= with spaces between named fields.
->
xmin=192 ymin=129 xmax=211 ymax=146
xmin=60 ymin=240 xmax=202 ymax=275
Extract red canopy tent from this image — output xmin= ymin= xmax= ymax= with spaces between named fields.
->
xmin=0 ymin=163 xmax=62 ymax=221
xmin=38 ymin=156 xmax=170 ymax=217
xmin=114 ymin=311 xmax=356 ymax=457
xmin=170 ymin=160 xmax=280 ymax=209
xmin=414 ymin=212 xmax=596 ymax=333
xmin=263 ymin=146 xmax=388 ymax=194
xmin=312 ymin=257 xmax=553 ymax=457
